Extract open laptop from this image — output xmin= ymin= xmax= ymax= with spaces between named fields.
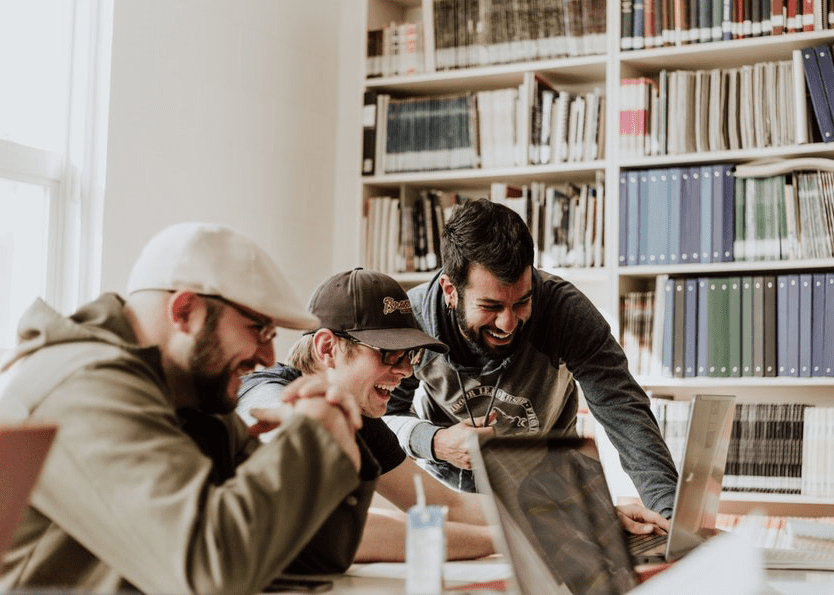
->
xmin=0 ymin=423 xmax=58 ymax=557
xmin=467 ymin=394 xmax=736 ymax=594
xmin=628 ymin=394 xmax=736 ymax=564
xmin=469 ymin=433 xmax=639 ymax=595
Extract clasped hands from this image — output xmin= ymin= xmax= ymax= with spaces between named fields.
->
xmin=247 ymin=375 xmax=363 ymax=471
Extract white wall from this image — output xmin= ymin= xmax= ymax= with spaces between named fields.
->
xmin=103 ymin=0 xmax=363 ymax=357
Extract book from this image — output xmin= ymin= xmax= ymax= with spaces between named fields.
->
xmin=362 ymin=90 xmax=378 ymax=176
xmin=622 ymin=0 xmax=635 ymax=50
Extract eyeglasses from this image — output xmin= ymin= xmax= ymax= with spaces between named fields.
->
xmin=334 ymin=331 xmax=424 ymax=367
xmin=200 ymin=295 xmax=278 ymax=344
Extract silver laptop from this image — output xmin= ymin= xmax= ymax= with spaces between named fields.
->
xmin=469 ymin=433 xmax=639 ymax=595
xmin=629 ymin=394 xmax=736 ymax=563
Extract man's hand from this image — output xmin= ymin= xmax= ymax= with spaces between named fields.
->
xmin=280 ymin=374 xmax=363 ymax=431
xmin=432 ymin=413 xmax=497 ymax=469
xmin=615 ymin=503 xmax=670 ymax=535
xmin=247 ymin=375 xmax=363 ymax=471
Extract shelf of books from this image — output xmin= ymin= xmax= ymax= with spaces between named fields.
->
xmin=360 ymin=0 xmax=834 ymax=514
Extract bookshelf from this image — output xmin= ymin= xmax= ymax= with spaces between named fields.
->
xmin=357 ymin=0 xmax=834 ymax=516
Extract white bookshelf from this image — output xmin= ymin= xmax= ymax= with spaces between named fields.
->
xmin=355 ymin=0 xmax=834 ymax=516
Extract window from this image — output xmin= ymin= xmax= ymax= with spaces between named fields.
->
xmin=0 ymin=0 xmax=113 ymax=352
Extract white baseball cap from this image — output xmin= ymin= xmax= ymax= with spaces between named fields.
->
xmin=127 ymin=222 xmax=319 ymax=330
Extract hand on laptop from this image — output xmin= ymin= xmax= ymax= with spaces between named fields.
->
xmin=615 ymin=503 xmax=670 ymax=535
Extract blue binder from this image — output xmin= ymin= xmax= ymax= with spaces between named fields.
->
xmin=801 ymin=45 xmax=834 ymax=142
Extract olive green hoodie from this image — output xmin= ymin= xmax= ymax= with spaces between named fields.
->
xmin=0 ymin=293 xmax=375 ymax=594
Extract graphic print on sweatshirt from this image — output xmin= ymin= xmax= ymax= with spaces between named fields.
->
xmin=449 ymin=385 xmax=540 ymax=433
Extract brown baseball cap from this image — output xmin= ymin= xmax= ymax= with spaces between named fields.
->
xmin=307 ymin=268 xmax=448 ymax=353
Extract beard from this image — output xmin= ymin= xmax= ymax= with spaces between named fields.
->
xmin=454 ymin=296 xmax=522 ymax=359
xmin=189 ymin=303 xmax=236 ymax=415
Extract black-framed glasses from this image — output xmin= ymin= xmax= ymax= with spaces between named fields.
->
xmin=333 ymin=331 xmax=424 ymax=367
xmin=200 ymin=295 xmax=277 ymax=344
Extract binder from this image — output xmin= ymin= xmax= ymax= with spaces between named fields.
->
xmin=825 ymin=273 xmax=834 ymax=376
xmin=684 ymin=278 xmax=698 ymax=377
xmin=813 ymin=273 xmax=828 ymax=375
xmin=639 ymin=171 xmax=650 ymax=265
xmin=813 ymin=45 xmax=834 ymax=130
xmin=700 ymin=165 xmax=713 ymax=263
xmin=662 ymin=277 xmax=675 ymax=377
xmin=619 ymin=173 xmax=628 ymax=266
xmin=763 ymin=275 xmax=777 ymax=377
xmin=673 ymin=278 xmax=685 ymax=378
xmin=752 ymin=276 xmax=765 ymax=377
xmin=679 ymin=168 xmax=701 ymax=264
xmin=627 ymin=172 xmax=640 ymax=266
xmin=647 ymin=169 xmax=669 ymax=264
xmin=801 ymin=45 xmax=834 ymax=142
xmin=740 ymin=276 xmax=754 ymax=376
xmin=798 ymin=274 xmax=813 ymax=377
xmin=776 ymin=275 xmax=790 ymax=376
xmin=707 ymin=277 xmax=730 ymax=377
xmin=696 ymin=277 xmax=709 ymax=376
xmin=668 ymin=168 xmax=683 ymax=265
xmin=728 ymin=276 xmax=742 ymax=377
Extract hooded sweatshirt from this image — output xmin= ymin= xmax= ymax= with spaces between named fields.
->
xmin=0 ymin=294 xmax=376 ymax=594
xmin=384 ymin=269 xmax=678 ymax=517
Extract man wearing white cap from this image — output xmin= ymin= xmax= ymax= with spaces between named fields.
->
xmin=0 ymin=222 xmax=372 ymax=595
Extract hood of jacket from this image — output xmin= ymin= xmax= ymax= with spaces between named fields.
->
xmin=2 ymin=293 xmax=153 ymax=373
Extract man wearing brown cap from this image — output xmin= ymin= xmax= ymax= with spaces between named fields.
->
xmin=237 ymin=268 xmax=496 ymax=563
xmin=0 ymin=222 xmax=371 ymax=595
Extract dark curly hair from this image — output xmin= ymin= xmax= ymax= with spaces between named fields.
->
xmin=440 ymin=198 xmax=534 ymax=289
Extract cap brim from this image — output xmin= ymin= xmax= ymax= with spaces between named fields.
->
xmin=273 ymin=311 xmax=321 ymax=332
xmin=348 ymin=327 xmax=448 ymax=353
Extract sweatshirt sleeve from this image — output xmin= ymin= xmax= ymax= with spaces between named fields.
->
xmin=536 ymin=276 xmax=679 ymax=517
xmin=26 ymin=358 xmax=364 ymax=595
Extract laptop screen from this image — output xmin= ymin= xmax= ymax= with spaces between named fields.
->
xmin=665 ymin=394 xmax=736 ymax=560
xmin=471 ymin=434 xmax=638 ymax=595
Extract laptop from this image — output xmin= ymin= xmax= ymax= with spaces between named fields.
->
xmin=469 ymin=433 xmax=639 ymax=595
xmin=0 ymin=423 xmax=58 ymax=557
xmin=628 ymin=394 xmax=736 ymax=564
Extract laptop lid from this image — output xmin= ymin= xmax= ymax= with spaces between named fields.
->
xmin=664 ymin=394 xmax=736 ymax=560
xmin=469 ymin=433 xmax=638 ymax=595
xmin=0 ymin=423 xmax=57 ymax=557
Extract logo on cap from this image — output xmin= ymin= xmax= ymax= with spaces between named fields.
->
xmin=382 ymin=296 xmax=412 ymax=316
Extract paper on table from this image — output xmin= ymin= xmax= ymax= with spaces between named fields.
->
xmin=629 ymin=519 xmax=765 ymax=595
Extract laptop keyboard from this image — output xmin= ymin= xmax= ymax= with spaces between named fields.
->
xmin=627 ymin=532 xmax=668 ymax=555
